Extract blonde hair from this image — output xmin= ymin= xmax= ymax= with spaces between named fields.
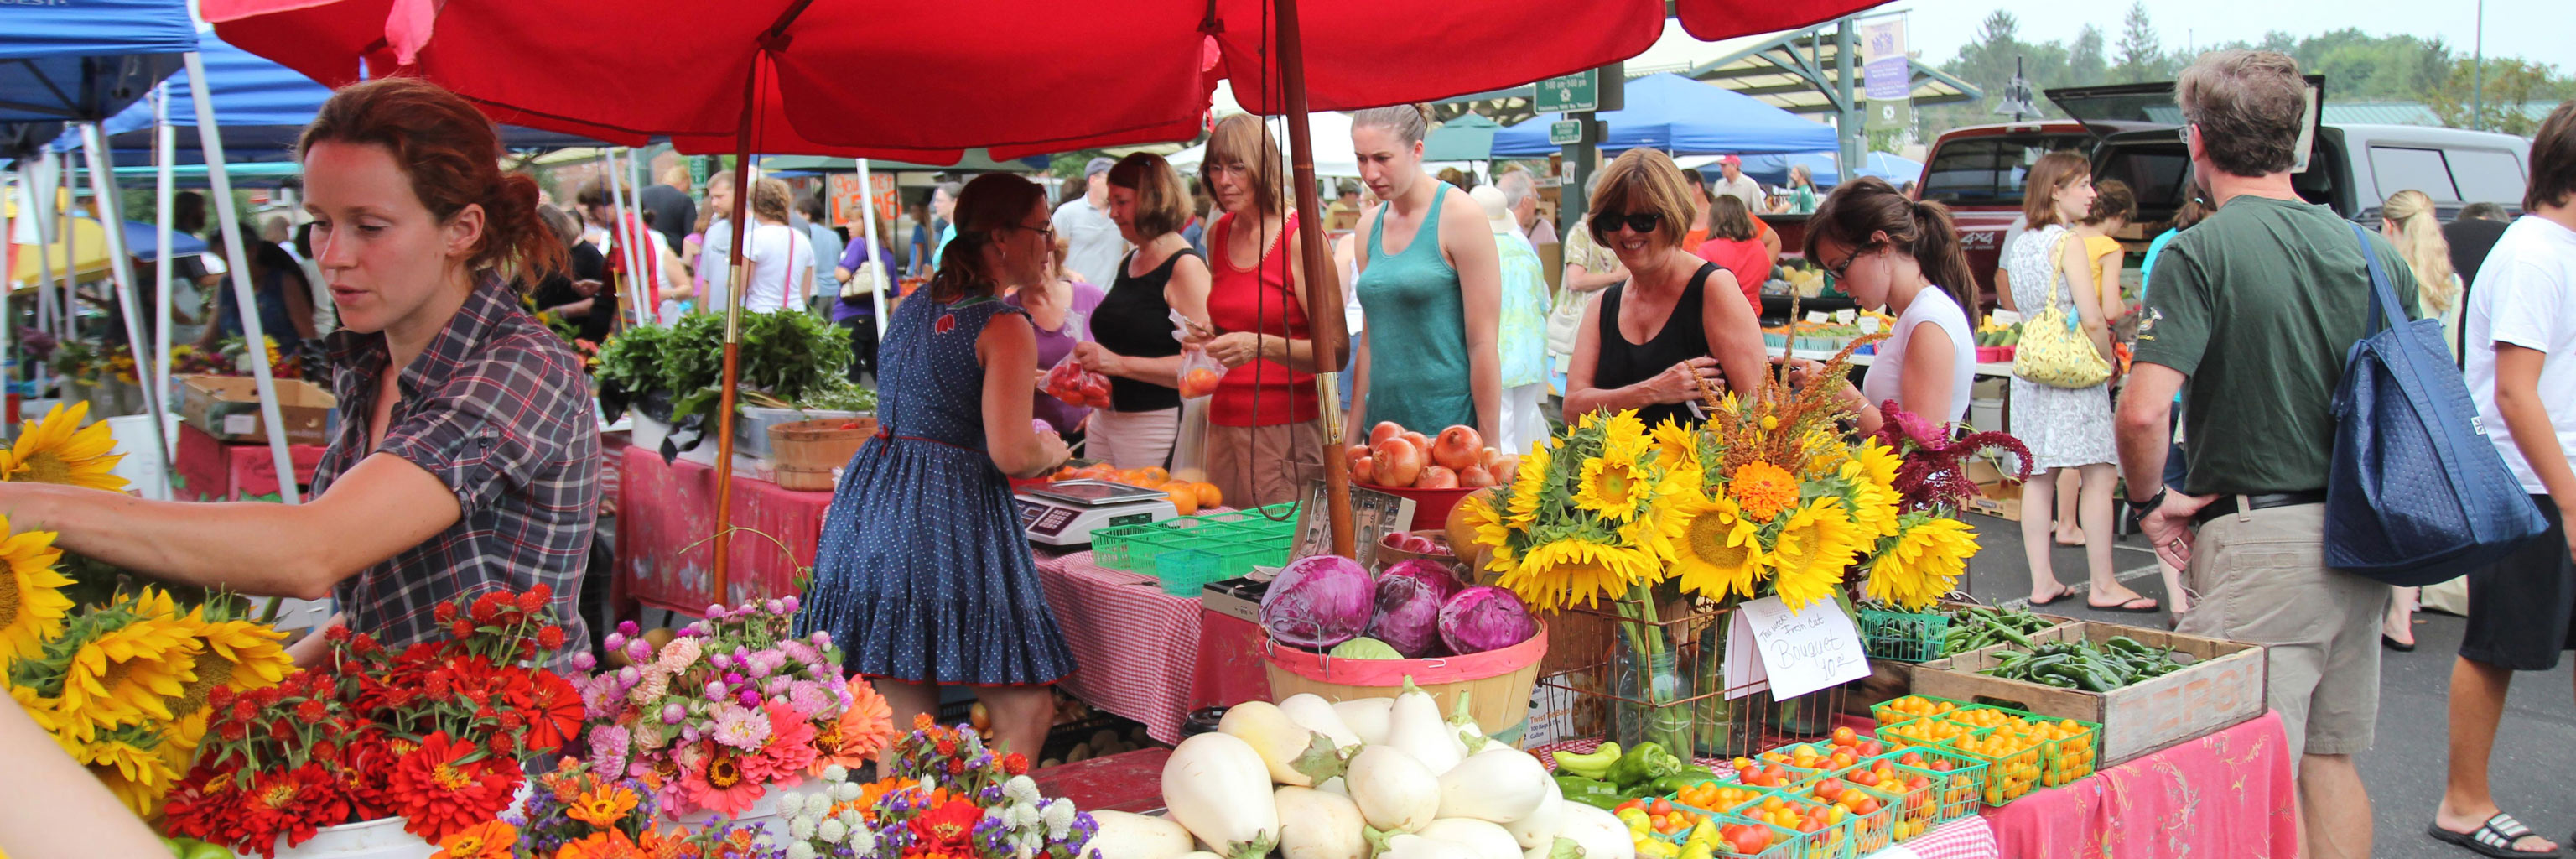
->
xmin=1587 ymin=148 xmax=1698 ymax=250
xmin=2382 ymin=190 xmax=2459 ymax=314
xmin=1353 ymin=104 xmax=1433 ymax=146
xmin=750 ymin=178 xmax=793 ymax=225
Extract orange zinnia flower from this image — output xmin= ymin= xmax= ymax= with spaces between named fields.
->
xmin=431 ymin=820 xmax=517 ymax=859
xmin=568 ymin=783 xmax=641 ymax=828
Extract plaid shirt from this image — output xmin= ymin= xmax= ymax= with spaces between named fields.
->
xmin=313 ymin=275 xmax=600 ymax=663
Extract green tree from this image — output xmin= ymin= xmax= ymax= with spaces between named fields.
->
xmin=2069 ymin=25 xmax=2110 ymax=86
xmin=2426 ymin=57 xmax=2576 ymax=134
xmin=2113 ymin=3 xmax=2163 ymax=83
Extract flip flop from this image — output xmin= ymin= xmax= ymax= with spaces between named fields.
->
xmin=2086 ymin=596 xmax=2161 ymax=613
xmin=2428 ymin=812 xmax=2561 ymax=858
xmin=2028 ymin=585 xmax=2076 ymax=607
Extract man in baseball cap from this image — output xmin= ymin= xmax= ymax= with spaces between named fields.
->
xmin=1053 ymin=156 xmax=1128 ymax=284
xmin=1712 ymin=154 xmax=1764 ymax=211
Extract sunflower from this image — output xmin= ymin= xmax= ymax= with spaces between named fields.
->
xmin=1727 ymin=461 xmax=1804 ymax=522
xmin=1867 ymin=518 xmax=1981 ymax=611
xmin=55 ymin=611 xmax=201 ymax=742
xmin=1498 ymin=538 xmax=1664 ymax=611
xmin=1503 ymin=443 xmax=1552 ymax=528
xmin=0 ymin=514 xmax=73 ymax=659
xmin=1592 ymin=409 xmax=1653 ymax=462
xmin=0 ymin=402 xmax=129 ymax=492
xmin=167 ymin=611 xmax=293 ymax=723
xmin=1572 ymin=456 xmax=1654 ymax=523
xmin=77 ymin=724 xmax=176 ymax=815
xmin=8 ymin=685 xmax=68 ymax=743
xmin=1658 ymin=487 xmax=1769 ymax=601
xmin=1648 ymin=419 xmax=1700 ymax=471
xmin=1455 ymin=492 xmax=1518 ymax=577
xmin=1768 ymin=498 xmax=1864 ymax=611
xmin=1801 ymin=427 xmax=1852 ymax=479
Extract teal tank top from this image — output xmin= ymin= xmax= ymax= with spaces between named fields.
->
xmin=1355 ymin=186 xmax=1475 ymax=433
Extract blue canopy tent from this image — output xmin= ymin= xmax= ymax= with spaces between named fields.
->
xmin=1716 ymin=150 xmax=1925 ymax=190
xmin=118 ymin=217 xmax=209 ymax=258
xmin=1490 ymin=74 xmax=1836 ymax=158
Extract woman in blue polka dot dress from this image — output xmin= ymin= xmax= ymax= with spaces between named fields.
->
xmin=797 ymin=174 xmax=1077 ymax=756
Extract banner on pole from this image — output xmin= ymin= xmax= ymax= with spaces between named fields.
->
xmin=1860 ymin=16 xmax=1913 ymax=134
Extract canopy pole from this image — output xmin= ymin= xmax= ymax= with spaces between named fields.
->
xmin=854 ymin=159 xmax=889 ymax=323
xmin=3 ymin=171 xmax=14 ymax=429
xmin=709 ymin=69 xmax=764 ymax=605
xmin=621 ymin=148 xmax=655 ymax=326
xmin=35 ymin=150 xmax=64 ymax=340
xmin=78 ymin=123 xmax=174 ymax=487
xmin=1272 ymin=0 xmax=1356 ymax=559
xmin=153 ymin=86 xmax=179 ymax=466
xmin=184 ymin=50 xmax=300 ymax=505
xmin=599 ymin=150 xmax=644 ymax=331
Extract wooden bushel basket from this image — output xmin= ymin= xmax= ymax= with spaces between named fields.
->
xmin=1263 ymin=622 xmax=1547 ymax=740
xmin=766 ymin=417 xmax=874 ymax=491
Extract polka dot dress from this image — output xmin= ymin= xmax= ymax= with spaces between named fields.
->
xmin=796 ymin=294 xmax=1078 ymax=686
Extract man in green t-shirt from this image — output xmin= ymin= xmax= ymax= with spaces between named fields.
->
xmin=2113 ymin=50 xmax=2417 ymax=859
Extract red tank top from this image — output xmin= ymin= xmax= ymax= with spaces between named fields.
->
xmin=1206 ymin=211 xmax=1319 ymax=427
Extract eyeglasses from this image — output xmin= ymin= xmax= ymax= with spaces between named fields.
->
xmin=1821 ymin=243 xmax=1877 ymax=280
xmin=1590 ymin=211 xmax=1664 ymax=237
xmin=1009 ymin=221 xmax=1057 ymax=242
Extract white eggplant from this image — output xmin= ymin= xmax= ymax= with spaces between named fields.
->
xmin=1346 ymin=745 xmax=1440 ymax=834
xmin=1433 ymin=746 xmax=1550 ymax=824
xmin=1083 ymin=810 xmax=1195 ymax=859
xmin=1280 ymin=693 xmax=1364 ymax=750
xmin=1416 ymin=819 xmax=1522 ymax=859
xmin=1161 ymin=732 xmax=1281 ymax=859
xmin=1503 ymin=777 xmax=1566 ymax=850
xmin=1274 ymin=786 xmax=1368 ymax=859
xmin=1377 ymin=834 xmax=1478 ymax=859
xmin=1333 ymin=697 xmax=1394 ymax=747
xmin=1386 ymin=681 xmax=1462 ymax=774
xmin=1218 ymin=700 xmax=1344 ymax=786
xmin=1555 ymin=804 xmax=1636 ymax=859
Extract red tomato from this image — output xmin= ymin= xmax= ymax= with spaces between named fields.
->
xmin=1732 ymin=828 xmax=1772 ymax=854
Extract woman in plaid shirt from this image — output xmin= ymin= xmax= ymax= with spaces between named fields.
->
xmin=0 ymin=78 xmax=599 ymax=665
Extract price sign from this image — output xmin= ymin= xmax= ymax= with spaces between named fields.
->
xmin=1722 ymin=596 xmax=1872 ymax=700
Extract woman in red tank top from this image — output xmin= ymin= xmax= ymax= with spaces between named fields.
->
xmin=1191 ymin=115 xmax=1330 ymax=508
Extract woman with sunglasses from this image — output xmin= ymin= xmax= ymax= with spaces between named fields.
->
xmin=1347 ymin=105 xmax=1502 ymax=442
xmin=1562 ymin=148 xmax=1768 ymax=429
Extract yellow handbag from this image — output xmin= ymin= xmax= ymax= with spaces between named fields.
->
xmin=2011 ymin=232 xmax=2114 ymax=388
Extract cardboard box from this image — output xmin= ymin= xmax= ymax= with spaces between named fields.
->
xmin=1963 ymin=459 xmax=2023 ymax=521
xmin=178 ymin=376 xmax=337 ymax=447
xmin=1913 ymin=622 xmax=2269 ymax=766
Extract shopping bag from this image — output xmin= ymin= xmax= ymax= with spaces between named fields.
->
xmin=2012 ymin=233 xmax=2114 ymax=389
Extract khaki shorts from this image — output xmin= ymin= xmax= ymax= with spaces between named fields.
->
xmin=1202 ymin=419 xmax=1327 ymax=510
xmin=2175 ymin=501 xmax=2388 ymax=759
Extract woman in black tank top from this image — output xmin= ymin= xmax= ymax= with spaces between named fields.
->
xmin=1562 ymin=149 xmax=1771 ymax=428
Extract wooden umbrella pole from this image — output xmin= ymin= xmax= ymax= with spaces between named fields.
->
xmin=709 ymin=60 xmax=762 ymax=603
xmin=1270 ymin=0 xmax=1355 ymax=559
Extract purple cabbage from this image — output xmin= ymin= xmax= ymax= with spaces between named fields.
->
xmin=1368 ymin=560 xmax=1465 ymax=658
xmin=1261 ymin=554 xmax=1376 ymax=649
xmin=1438 ymin=586 xmax=1538 ymax=655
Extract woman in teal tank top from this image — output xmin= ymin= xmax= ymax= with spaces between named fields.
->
xmin=1348 ymin=104 xmax=1503 ymax=443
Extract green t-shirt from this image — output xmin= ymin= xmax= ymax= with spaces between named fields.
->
xmin=2134 ymin=195 xmax=2419 ymax=497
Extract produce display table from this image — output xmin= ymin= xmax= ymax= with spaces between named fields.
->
xmin=614 ymin=444 xmax=830 ymax=614
xmin=1981 ymin=710 xmax=2295 ymax=858
xmin=1029 ymin=549 xmax=1270 ymax=744
xmin=171 ymin=422 xmax=326 ymax=502
xmin=1030 ymin=747 xmax=1173 ymax=814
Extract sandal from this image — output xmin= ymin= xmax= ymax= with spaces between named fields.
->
xmin=2086 ymin=595 xmax=2161 ymax=613
xmin=2028 ymin=584 xmax=2076 ymax=607
xmin=2428 ymin=812 xmax=2561 ymax=858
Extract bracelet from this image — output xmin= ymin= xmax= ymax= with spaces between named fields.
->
xmin=2124 ymin=486 xmax=2168 ymax=531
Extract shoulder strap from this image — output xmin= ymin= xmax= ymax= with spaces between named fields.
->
xmin=2349 ymin=222 xmax=2404 ymax=336
xmin=2044 ymin=231 xmax=2070 ymax=311
xmin=1684 ymin=262 xmax=1719 ymax=298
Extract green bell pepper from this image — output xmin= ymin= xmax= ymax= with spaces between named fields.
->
xmin=1554 ymin=773 xmax=1625 ymax=809
xmin=1607 ymin=742 xmax=1689 ymax=790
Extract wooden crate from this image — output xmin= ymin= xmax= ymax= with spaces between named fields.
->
xmin=1912 ymin=622 xmax=2267 ymax=766
xmin=177 ymin=375 xmax=337 ymax=446
xmin=1852 ymin=601 xmax=2078 ymax=716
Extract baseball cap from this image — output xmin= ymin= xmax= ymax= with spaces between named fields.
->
xmin=1084 ymin=156 xmax=1117 ymax=178
xmin=1719 ymin=154 xmax=1742 ymax=166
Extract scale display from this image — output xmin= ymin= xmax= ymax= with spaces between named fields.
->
xmin=1013 ymin=480 xmax=1177 ymax=547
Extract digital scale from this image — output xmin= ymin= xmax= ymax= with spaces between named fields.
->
xmin=1015 ymin=480 xmax=1178 ymax=546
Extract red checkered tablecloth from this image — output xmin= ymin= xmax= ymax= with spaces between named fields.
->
xmin=1031 ymin=549 xmax=1208 ymax=744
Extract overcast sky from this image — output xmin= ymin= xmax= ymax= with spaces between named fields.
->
xmin=1892 ymin=0 xmax=2572 ymax=75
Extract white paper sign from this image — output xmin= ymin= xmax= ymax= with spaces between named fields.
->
xmin=1858 ymin=315 xmax=1883 ymax=335
xmin=1834 ymin=310 xmax=1857 ymax=324
xmin=1805 ymin=311 xmax=1830 ymax=323
xmin=1724 ymin=596 xmax=1872 ymax=700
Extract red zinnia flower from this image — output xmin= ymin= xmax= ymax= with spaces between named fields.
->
xmin=517 ymin=671 xmax=586 ymax=754
xmin=387 ymin=731 xmax=521 ymax=841
xmin=909 ymin=799 xmax=984 ymax=849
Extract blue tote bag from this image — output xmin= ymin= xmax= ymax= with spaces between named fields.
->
xmin=2325 ymin=222 xmax=2547 ymax=586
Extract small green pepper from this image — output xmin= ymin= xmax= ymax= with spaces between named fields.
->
xmin=1552 ymin=742 xmax=1622 ymax=780
xmin=1607 ymin=742 xmax=1689 ymax=790
xmin=1553 ymin=773 xmax=1624 ymax=809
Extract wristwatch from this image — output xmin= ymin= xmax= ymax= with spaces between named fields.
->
xmin=2124 ymin=486 xmax=2168 ymax=531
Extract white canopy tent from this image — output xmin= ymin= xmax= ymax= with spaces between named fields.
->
xmin=1166 ymin=110 xmax=1479 ymax=183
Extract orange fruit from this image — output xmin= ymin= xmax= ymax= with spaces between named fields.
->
xmin=1140 ymin=466 xmax=1170 ymax=483
xmin=1192 ymin=482 xmax=1223 ymax=508
xmin=1165 ymin=486 xmax=1200 ymax=516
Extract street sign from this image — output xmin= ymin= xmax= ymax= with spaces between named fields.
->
xmin=1548 ymin=120 xmax=1584 ymax=147
xmin=1535 ymin=70 xmax=1598 ymax=114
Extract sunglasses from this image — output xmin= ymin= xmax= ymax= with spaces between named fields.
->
xmin=1590 ymin=211 xmax=1664 ymax=237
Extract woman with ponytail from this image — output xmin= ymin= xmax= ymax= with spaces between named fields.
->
xmin=798 ymin=173 xmax=1076 ymax=757
xmin=2382 ymin=189 xmax=2464 ymax=359
xmin=0 ymin=77 xmax=600 ymax=664
xmin=1786 ymin=176 xmax=1980 ymax=435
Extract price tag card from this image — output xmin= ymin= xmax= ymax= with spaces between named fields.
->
xmin=1805 ymin=311 xmax=1831 ymax=323
xmin=1834 ymin=310 xmax=1857 ymax=324
xmin=1858 ymin=315 xmax=1883 ymax=334
xmin=1724 ymin=596 xmax=1872 ymax=700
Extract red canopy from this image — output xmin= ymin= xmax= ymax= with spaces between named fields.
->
xmin=200 ymin=0 xmax=1878 ymax=163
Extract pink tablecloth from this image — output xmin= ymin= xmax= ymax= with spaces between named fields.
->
xmin=1031 ymin=549 xmax=1208 ymax=744
xmin=1981 ymin=710 xmax=2297 ymax=858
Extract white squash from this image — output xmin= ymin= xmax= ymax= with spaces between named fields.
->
xmin=1334 ymin=697 xmax=1394 ymax=747
xmin=1161 ymin=732 xmax=1281 ymax=859
xmin=1433 ymin=747 xmax=1550 ymax=825
xmin=1346 ymin=745 xmax=1440 ymax=834
xmin=1554 ymin=804 xmax=1635 ymax=859
xmin=1524 ymin=837 xmax=1581 ymax=859
xmin=1386 ymin=683 xmax=1462 ymax=774
xmin=1416 ymin=819 xmax=1522 ymax=859
xmin=1178 ymin=853 xmax=1223 ymax=859
xmin=1378 ymin=834 xmax=1478 ymax=859
xmin=1280 ymin=693 xmax=1364 ymax=750
xmin=1083 ymin=810 xmax=1195 ymax=859
xmin=1219 ymin=700 xmax=1343 ymax=786
xmin=1503 ymin=778 xmax=1566 ymax=850
xmin=1274 ymin=786 xmax=1367 ymax=859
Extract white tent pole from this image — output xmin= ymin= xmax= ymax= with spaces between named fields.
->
xmin=34 ymin=150 xmax=62 ymax=339
xmin=184 ymin=50 xmax=299 ymax=505
xmin=153 ymin=86 xmax=179 ymax=458
xmin=621 ymin=148 xmax=653 ymax=326
xmin=79 ymin=123 xmax=174 ymax=486
xmin=855 ymin=159 xmax=888 ymax=321
xmin=600 ymin=150 xmax=645 ymax=328
xmin=3 ymin=170 xmax=13 ymax=425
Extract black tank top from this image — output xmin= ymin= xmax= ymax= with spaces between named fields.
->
xmin=1091 ymin=247 xmax=1201 ymax=413
xmin=1593 ymin=263 xmax=1719 ymax=429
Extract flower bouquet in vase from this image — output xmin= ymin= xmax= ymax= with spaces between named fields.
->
xmin=158 ymin=586 xmax=584 ymax=858
xmin=573 ymin=597 xmax=864 ymax=833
